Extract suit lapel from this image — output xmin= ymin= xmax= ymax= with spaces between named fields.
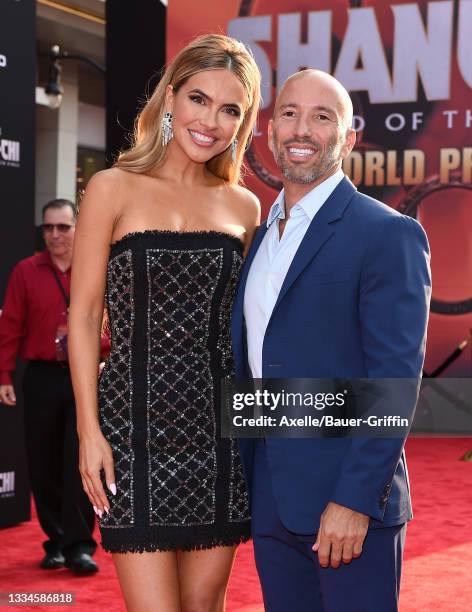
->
xmin=231 ymin=223 xmax=269 ymax=373
xmin=233 ymin=223 xmax=268 ymax=319
xmin=270 ymin=177 xmax=357 ymax=318
xmin=242 ymin=224 xmax=268 ymax=289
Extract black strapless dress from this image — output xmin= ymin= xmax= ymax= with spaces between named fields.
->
xmin=97 ymin=230 xmax=251 ymax=553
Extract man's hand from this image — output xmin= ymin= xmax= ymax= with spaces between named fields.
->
xmin=0 ymin=384 xmax=17 ymax=406
xmin=312 ymin=501 xmax=369 ymax=569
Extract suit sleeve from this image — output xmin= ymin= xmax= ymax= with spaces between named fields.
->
xmin=330 ymin=214 xmax=431 ymax=520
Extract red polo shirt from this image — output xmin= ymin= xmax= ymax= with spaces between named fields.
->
xmin=0 ymin=250 xmax=109 ymax=385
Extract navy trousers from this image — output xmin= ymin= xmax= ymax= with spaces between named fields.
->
xmin=251 ymin=440 xmax=406 ymax=612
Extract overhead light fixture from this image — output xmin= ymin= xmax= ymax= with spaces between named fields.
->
xmin=44 ymin=46 xmax=64 ymax=109
xmin=43 ymin=44 xmax=105 ymax=110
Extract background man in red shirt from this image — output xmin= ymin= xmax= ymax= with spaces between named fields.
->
xmin=0 ymin=199 xmax=99 ymax=574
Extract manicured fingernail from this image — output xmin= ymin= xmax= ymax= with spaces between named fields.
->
xmin=104 ymin=506 xmax=109 ymax=514
xmin=108 ymin=483 xmax=117 ymax=496
xmin=97 ymin=509 xmax=103 ymax=519
xmin=93 ymin=505 xmax=98 ymax=515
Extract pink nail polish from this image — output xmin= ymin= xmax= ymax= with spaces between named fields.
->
xmin=93 ymin=505 xmax=98 ymax=515
xmin=97 ymin=509 xmax=103 ymax=519
xmin=104 ymin=506 xmax=109 ymax=514
xmin=109 ymin=483 xmax=117 ymax=496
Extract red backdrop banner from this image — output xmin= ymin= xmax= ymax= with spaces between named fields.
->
xmin=168 ymin=0 xmax=472 ymax=376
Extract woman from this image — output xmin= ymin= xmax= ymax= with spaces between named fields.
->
xmin=68 ymin=34 xmax=261 ymax=611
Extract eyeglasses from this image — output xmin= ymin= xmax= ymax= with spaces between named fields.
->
xmin=41 ymin=223 xmax=75 ymax=233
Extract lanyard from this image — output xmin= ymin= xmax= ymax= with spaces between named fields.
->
xmin=50 ymin=267 xmax=70 ymax=309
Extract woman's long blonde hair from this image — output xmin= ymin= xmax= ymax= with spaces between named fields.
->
xmin=114 ymin=34 xmax=261 ymax=185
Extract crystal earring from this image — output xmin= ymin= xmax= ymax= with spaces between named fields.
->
xmin=231 ymin=139 xmax=238 ymax=164
xmin=162 ymin=111 xmax=173 ymax=146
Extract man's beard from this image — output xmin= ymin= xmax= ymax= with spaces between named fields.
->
xmin=272 ymin=133 xmax=343 ymax=184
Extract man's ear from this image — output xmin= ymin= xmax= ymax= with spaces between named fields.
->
xmin=341 ymin=128 xmax=356 ymax=160
xmin=267 ymin=119 xmax=274 ymax=154
xmin=164 ymin=84 xmax=174 ymax=113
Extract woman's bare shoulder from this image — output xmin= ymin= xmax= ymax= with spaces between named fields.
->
xmin=226 ymin=184 xmax=261 ymax=219
xmin=81 ymin=168 xmax=139 ymax=215
xmin=84 ymin=167 xmax=132 ymax=194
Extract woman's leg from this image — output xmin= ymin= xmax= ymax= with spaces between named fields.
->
xmin=113 ymin=551 xmax=181 ymax=612
xmin=177 ymin=545 xmax=238 ymax=612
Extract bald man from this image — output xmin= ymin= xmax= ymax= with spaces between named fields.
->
xmin=231 ymin=70 xmax=431 ymax=611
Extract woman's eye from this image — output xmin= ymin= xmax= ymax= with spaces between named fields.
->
xmin=189 ymin=95 xmax=204 ymax=104
xmin=224 ymin=107 xmax=241 ymax=117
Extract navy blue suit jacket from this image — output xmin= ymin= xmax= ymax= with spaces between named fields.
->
xmin=231 ymin=177 xmax=431 ymax=534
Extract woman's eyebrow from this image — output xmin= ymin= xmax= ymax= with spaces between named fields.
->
xmin=188 ymin=88 xmax=211 ymax=100
xmin=188 ymin=88 xmax=242 ymax=110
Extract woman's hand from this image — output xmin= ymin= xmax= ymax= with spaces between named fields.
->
xmin=79 ymin=431 xmax=116 ymax=518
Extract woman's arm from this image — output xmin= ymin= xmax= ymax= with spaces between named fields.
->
xmin=243 ymin=193 xmax=261 ymax=257
xmin=69 ymin=169 xmax=121 ymax=517
xmin=231 ymin=185 xmax=261 ymax=257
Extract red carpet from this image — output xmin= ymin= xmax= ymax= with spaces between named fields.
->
xmin=1 ymin=437 xmax=471 ymax=611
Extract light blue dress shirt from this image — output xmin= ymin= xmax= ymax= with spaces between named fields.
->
xmin=243 ymin=169 xmax=345 ymax=378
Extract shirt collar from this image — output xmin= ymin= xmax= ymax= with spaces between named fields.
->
xmin=36 ymin=250 xmax=53 ymax=266
xmin=266 ymin=191 xmax=286 ymax=227
xmin=36 ymin=249 xmax=71 ymax=275
xmin=266 ymin=169 xmax=345 ymax=228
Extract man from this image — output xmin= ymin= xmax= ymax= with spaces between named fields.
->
xmin=231 ymin=70 xmax=431 ymax=611
xmin=0 ymin=199 xmax=99 ymax=574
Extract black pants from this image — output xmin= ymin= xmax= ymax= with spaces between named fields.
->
xmin=22 ymin=360 xmax=96 ymax=558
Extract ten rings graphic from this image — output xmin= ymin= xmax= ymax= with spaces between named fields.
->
xmin=237 ymin=0 xmax=472 ymax=317
xmin=398 ymin=176 xmax=472 ymax=315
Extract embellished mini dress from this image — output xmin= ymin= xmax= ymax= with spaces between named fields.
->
xmin=97 ymin=230 xmax=251 ymax=553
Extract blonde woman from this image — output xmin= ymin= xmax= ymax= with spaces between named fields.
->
xmin=68 ymin=34 xmax=261 ymax=611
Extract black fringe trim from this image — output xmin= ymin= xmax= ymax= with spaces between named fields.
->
xmin=101 ymin=531 xmax=251 ymax=554
xmin=109 ymin=229 xmax=245 ymax=252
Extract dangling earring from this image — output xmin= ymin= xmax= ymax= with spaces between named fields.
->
xmin=231 ymin=139 xmax=238 ymax=164
xmin=162 ymin=111 xmax=173 ymax=146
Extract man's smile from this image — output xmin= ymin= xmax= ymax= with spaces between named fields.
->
xmin=285 ymin=145 xmax=318 ymax=162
